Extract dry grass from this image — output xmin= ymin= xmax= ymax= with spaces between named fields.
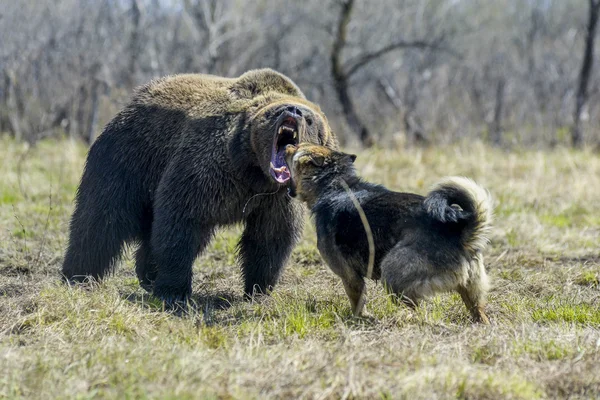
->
xmin=1 ymin=137 xmax=599 ymax=399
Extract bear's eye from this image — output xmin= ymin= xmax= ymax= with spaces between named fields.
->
xmin=306 ymin=117 xmax=313 ymax=126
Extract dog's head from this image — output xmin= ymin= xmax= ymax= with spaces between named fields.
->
xmin=285 ymin=143 xmax=357 ymax=205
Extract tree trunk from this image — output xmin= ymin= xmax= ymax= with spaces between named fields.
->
xmin=330 ymin=0 xmax=374 ymax=147
xmin=332 ymin=74 xmax=374 ymax=147
xmin=403 ymin=73 xmax=428 ymax=146
xmin=572 ymin=0 xmax=600 ymax=148
xmin=75 ymin=84 xmax=88 ymax=140
xmin=128 ymin=0 xmax=142 ymax=89
xmin=491 ymin=78 xmax=506 ymax=146
xmin=0 ymin=72 xmax=9 ymax=136
xmin=87 ymin=79 xmax=101 ymax=144
xmin=4 ymin=70 xmax=23 ymax=141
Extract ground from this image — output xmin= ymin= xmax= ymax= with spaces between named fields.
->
xmin=0 ymin=137 xmax=599 ymax=399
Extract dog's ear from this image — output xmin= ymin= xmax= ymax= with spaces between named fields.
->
xmin=310 ymin=154 xmax=325 ymax=167
xmin=336 ymin=152 xmax=357 ymax=164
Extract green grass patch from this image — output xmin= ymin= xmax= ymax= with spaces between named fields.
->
xmin=198 ymin=326 xmax=229 ymax=349
xmin=575 ymin=270 xmax=599 ymax=288
xmin=532 ymin=302 xmax=600 ymax=326
xmin=540 ymin=204 xmax=600 ymax=228
xmin=471 ymin=342 xmax=503 ymax=365
xmin=249 ymin=296 xmax=341 ymax=339
xmin=512 ymin=339 xmax=574 ymax=361
xmin=0 ymin=189 xmax=21 ymax=205
xmin=498 ymin=268 xmax=523 ymax=281
xmin=454 ymin=371 xmax=543 ymax=400
xmin=540 ymin=213 xmax=572 ymax=228
xmin=12 ymin=227 xmax=35 ymax=239
xmin=505 ymin=228 xmax=519 ymax=247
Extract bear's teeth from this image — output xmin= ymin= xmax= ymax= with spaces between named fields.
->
xmin=270 ymin=162 xmax=288 ymax=173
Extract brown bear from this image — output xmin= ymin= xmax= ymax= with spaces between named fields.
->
xmin=62 ymin=69 xmax=337 ymax=307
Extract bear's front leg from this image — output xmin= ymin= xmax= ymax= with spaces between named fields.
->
xmin=238 ymin=197 xmax=304 ymax=298
xmin=150 ymin=161 xmax=217 ymax=309
xmin=151 ymin=211 xmax=215 ymax=309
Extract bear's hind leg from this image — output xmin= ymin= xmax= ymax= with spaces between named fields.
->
xmin=62 ymin=198 xmax=132 ymax=282
xmin=134 ymin=210 xmax=158 ymax=291
xmin=135 ymin=238 xmax=158 ymax=292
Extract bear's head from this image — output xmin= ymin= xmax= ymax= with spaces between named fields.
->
xmin=248 ymin=98 xmax=337 ymax=185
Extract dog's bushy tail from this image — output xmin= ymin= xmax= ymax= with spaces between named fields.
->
xmin=424 ymin=176 xmax=492 ymax=253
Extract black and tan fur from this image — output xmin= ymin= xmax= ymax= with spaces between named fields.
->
xmin=285 ymin=144 xmax=492 ymax=323
xmin=62 ymin=69 xmax=337 ymax=307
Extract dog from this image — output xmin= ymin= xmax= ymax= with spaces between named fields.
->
xmin=285 ymin=143 xmax=493 ymax=323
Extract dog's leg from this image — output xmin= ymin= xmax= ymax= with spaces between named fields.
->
xmin=341 ymin=272 xmax=366 ymax=316
xmin=397 ymin=291 xmax=422 ymax=309
xmin=457 ymin=285 xmax=489 ymax=324
xmin=318 ymin=240 xmax=368 ymax=316
xmin=380 ymin=246 xmax=431 ymax=309
xmin=457 ymin=256 xmax=490 ymax=324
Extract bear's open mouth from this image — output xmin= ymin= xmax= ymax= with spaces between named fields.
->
xmin=270 ymin=116 xmax=298 ymax=183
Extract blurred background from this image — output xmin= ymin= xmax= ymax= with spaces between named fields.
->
xmin=0 ymin=0 xmax=597 ymax=148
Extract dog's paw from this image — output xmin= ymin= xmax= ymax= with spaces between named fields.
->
xmin=474 ymin=314 xmax=491 ymax=325
xmin=472 ymin=307 xmax=491 ymax=325
xmin=357 ymin=309 xmax=375 ymax=320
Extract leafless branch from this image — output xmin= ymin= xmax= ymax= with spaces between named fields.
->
xmin=345 ymin=40 xmax=450 ymax=78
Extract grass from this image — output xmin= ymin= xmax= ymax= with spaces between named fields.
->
xmin=1 ymin=137 xmax=600 ymax=399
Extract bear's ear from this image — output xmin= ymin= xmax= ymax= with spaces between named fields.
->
xmin=310 ymin=154 xmax=325 ymax=167
xmin=347 ymin=154 xmax=357 ymax=164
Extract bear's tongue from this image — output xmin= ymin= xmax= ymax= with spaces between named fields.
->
xmin=270 ymin=147 xmax=290 ymax=183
